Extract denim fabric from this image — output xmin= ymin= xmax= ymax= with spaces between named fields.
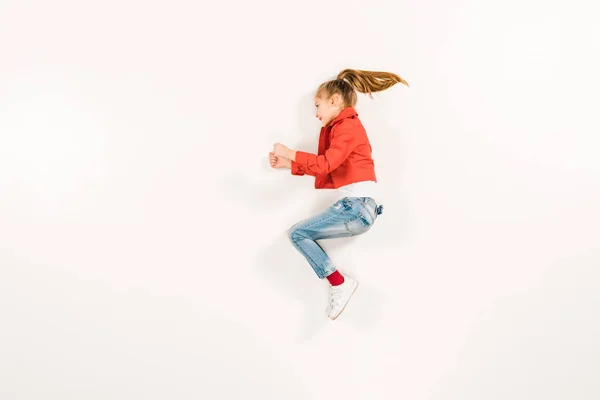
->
xmin=288 ymin=197 xmax=383 ymax=279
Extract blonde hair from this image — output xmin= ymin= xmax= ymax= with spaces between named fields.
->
xmin=317 ymin=68 xmax=409 ymax=107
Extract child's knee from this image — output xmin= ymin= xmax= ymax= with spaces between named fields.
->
xmin=287 ymin=223 xmax=304 ymax=242
xmin=287 ymin=224 xmax=297 ymax=242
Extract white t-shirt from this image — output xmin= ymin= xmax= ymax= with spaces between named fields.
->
xmin=336 ymin=180 xmax=378 ymax=201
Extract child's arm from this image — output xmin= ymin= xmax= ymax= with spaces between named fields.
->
xmin=283 ymin=126 xmax=357 ymax=176
xmin=269 ymin=152 xmax=315 ymax=176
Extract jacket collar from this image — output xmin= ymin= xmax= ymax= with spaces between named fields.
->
xmin=328 ymin=106 xmax=358 ymax=127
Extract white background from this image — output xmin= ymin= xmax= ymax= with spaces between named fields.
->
xmin=1 ymin=0 xmax=599 ymax=399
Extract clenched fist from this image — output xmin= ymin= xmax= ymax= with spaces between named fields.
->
xmin=272 ymin=143 xmax=294 ymax=160
xmin=269 ymin=152 xmax=291 ymax=169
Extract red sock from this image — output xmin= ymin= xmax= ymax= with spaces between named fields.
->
xmin=326 ymin=270 xmax=345 ymax=286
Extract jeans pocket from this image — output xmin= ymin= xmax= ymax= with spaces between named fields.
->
xmin=358 ymin=199 xmax=379 ymax=222
xmin=344 ymin=210 xmax=374 ymax=235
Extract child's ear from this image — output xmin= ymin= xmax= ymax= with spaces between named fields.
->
xmin=330 ymin=93 xmax=341 ymax=106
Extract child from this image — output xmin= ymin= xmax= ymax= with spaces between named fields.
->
xmin=269 ymin=68 xmax=408 ymax=320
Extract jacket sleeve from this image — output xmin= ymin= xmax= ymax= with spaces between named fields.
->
xmin=294 ymin=125 xmax=357 ymax=175
xmin=290 ymin=161 xmax=316 ymax=176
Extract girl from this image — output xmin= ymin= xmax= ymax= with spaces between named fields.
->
xmin=269 ymin=68 xmax=408 ymax=320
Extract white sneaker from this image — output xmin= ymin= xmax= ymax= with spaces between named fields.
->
xmin=327 ymin=275 xmax=359 ymax=320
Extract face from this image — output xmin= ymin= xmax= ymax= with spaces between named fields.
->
xmin=315 ymin=94 xmax=343 ymax=127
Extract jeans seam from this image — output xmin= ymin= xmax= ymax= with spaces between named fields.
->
xmin=290 ymin=235 xmax=331 ymax=278
xmin=292 ymin=206 xmax=349 ymax=232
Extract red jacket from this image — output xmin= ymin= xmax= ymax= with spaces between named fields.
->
xmin=291 ymin=106 xmax=377 ymax=189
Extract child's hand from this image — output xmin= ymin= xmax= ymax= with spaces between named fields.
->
xmin=273 ymin=143 xmax=292 ymax=159
xmin=269 ymin=152 xmax=291 ymax=169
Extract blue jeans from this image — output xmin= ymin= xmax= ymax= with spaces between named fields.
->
xmin=288 ymin=197 xmax=384 ymax=279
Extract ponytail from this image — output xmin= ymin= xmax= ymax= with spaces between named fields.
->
xmin=338 ymin=69 xmax=409 ymax=95
xmin=317 ymin=69 xmax=408 ymax=107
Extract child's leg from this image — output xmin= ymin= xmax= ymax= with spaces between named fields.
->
xmin=288 ymin=197 xmax=381 ymax=320
xmin=287 ymin=197 xmax=376 ymax=281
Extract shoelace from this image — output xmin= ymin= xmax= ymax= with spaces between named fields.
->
xmin=329 ymin=286 xmax=343 ymax=308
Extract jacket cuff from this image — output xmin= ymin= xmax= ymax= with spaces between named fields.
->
xmin=291 ymin=161 xmax=304 ymax=176
xmin=294 ymin=151 xmax=311 ymax=169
